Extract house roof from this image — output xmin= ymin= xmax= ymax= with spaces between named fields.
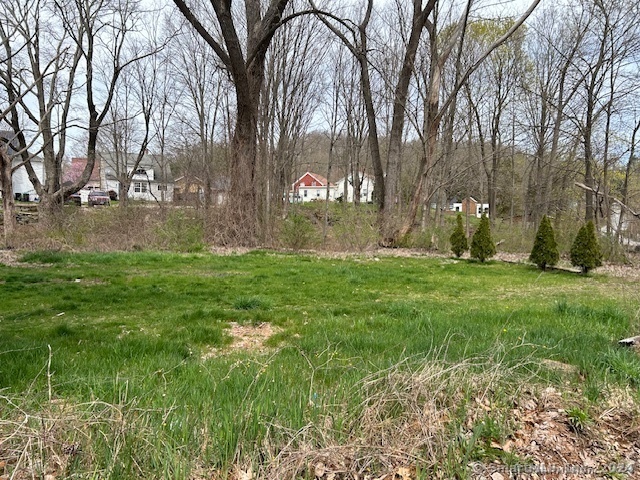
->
xmin=292 ymin=171 xmax=334 ymax=189
xmin=100 ymin=151 xmax=174 ymax=183
xmin=1 ymin=130 xmax=45 ymax=168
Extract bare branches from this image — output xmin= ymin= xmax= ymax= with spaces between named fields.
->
xmin=575 ymin=181 xmax=640 ymax=220
xmin=438 ymin=0 xmax=543 ymax=123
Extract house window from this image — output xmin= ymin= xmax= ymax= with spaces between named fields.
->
xmin=317 ymin=192 xmax=320 ymax=197
xmin=158 ymin=185 xmax=167 ymax=191
xmin=312 ymin=181 xmax=317 ymax=186
xmin=455 ymin=207 xmax=460 ymax=212
xmin=135 ymin=168 xmax=146 ymax=175
xmin=134 ymin=182 xmax=147 ymax=193
xmin=303 ymin=190 xmax=308 ymax=197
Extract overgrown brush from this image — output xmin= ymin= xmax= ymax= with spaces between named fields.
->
xmin=0 ymin=342 xmax=534 ymax=480
xmin=0 ymin=387 xmax=191 ymax=479
xmin=261 ymin=344 xmax=534 ymax=479
xmin=330 ymin=206 xmax=378 ymax=251
xmin=9 ymin=206 xmax=208 ymax=252
xmin=278 ymin=211 xmax=320 ymax=250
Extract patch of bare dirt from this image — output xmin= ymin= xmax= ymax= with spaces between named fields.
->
xmin=201 ymin=322 xmax=282 ymax=360
xmin=0 ymin=249 xmax=21 ymax=267
xmin=208 ymin=247 xmax=254 ymax=256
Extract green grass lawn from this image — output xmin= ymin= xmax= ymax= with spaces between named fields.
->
xmin=1 ymin=250 xmax=639 ymax=478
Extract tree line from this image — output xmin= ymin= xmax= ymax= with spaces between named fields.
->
xmin=1 ymin=0 xmax=639 ymax=247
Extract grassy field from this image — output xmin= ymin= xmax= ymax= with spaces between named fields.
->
xmin=1 ymin=250 xmax=639 ymax=478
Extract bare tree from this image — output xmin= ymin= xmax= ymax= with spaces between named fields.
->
xmin=565 ymin=0 xmax=640 ymax=224
xmin=169 ymin=21 xmax=230 ymax=208
xmin=259 ymin=1 xmax=324 ymax=229
xmin=100 ymin=35 xmax=165 ymax=207
xmin=0 ymin=0 xmax=159 ymax=221
xmin=172 ymin=0 xmax=297 ymax=243
xmin=520 ymin=5 xmax=586 ymax=227
xmin=395 ymin=0 xmax=541 ymax=242
xmin=310 ymin=0 xmax=390 ymax=215
xmin=464 ymin=18 xmax=525 ymax=222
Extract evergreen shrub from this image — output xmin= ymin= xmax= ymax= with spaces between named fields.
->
xmin=450 ymin=213 xmax=468 ymax=258
xmin=470 ymin=214 xmax=496 ymax=262
xmin=529 ymin=215 xmax=559 ymax=270
xmin=570 ymin=220 xmax=602 ymax=274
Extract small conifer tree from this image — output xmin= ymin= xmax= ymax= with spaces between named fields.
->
xmin=450 ymin=213 xmax=468 ymax=257
xmin=529 ymin=215 xmax=559 ymax=270
xmin=470 ymin=214 xmax=496 ymax=262
xmin=570 ymin=220 xmax=602 ymax=274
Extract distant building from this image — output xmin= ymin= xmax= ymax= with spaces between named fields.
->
xmin=174 ymin=175 xmax=229 ymax=205
xmin=334 ymin=173 xmax=375 ymax=203
xmin=63 ymin=153 xmax=175 ymax=202
xmin=0 ymin=130 xmax=44 ymax=202
xmin=290 ymin=172 xmax=335 ymax=203
xmin=450 ymin=197 xmax=489 ymax=218
xmin=101 ymin=152 xmax=174 ymax=202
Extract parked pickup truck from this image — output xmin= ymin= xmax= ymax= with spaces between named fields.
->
xmin=88 ymin=190 xmax=111 ymax=207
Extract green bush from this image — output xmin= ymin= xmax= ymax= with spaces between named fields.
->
xmin=279 ymin=212 xmax=318 ymax=250
xmin=470 ymin=214 xmax=496 ymax=262
xmin=449 ymin=213 xmax=468 ymax=257
xmin=529 ymin=215 xmax=559 ymax=270
xmin=570 ymin=221 xmax=602 ymax=274
xmin=155 ymin=210 xmax=205 ymax=252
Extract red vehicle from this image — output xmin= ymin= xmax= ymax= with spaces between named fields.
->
xmin=88 ymin=190 xmax=111 ymax=207
xmin=65 ymin=193 xmax=82 ymax=206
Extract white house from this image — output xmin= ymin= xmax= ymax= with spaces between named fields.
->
xmin=290 ymin=172 xmax=336 ymax=203
xmin=11 ymin=157 xmax=44 ymax=202
xmin=450 ymin=197 xmax=489 ymax=217
xmin=100 ymin=152 xmax=174 ymax=202
xmin=334 ymin=173 xmax=375 ymax=203
xmin=0 ymin=130 xmax=45 ymax=202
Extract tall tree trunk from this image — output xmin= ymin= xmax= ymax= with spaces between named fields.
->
xmin=1 ymin=145 xmax=15 ymax=248
xmin=357 ymin=2 xmax=385 ymax=211
xmin=583 ymin=122 xmax=595 ymax=223
xmin=228 ymin=98 xmax=259 ymax=241
xmin=173 ymin=0 xmax=291 ymax=244
xmin=382 ymin=0 xmax=435 ymax=244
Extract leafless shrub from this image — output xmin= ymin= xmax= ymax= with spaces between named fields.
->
xmin=330 ymin=207 xmax=379 ymax=252
xmin=9 ymin=206 xmax=209 ymax=252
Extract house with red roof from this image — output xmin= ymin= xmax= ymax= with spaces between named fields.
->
xmin=290 ymin=172 xmax=336 ymax=203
